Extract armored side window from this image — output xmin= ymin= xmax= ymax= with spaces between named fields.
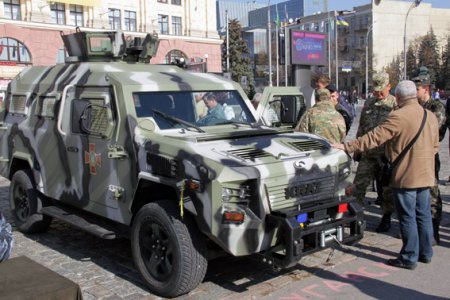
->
xmin=36 ymin=96 xmax=57 ymax=118
xmin=9 ymin=94 xmax=27 ymax=115
xmin=88 ymin=36 xmax=112 ymax=53
xmin=71 ymin=98 xmax=113 ymax=138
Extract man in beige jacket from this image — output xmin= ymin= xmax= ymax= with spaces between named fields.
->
xmin=332 ymin=80 xmax=439 ymax=270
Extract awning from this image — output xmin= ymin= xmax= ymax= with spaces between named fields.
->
xmin=47 ymin=0 xmax=101 ymax=6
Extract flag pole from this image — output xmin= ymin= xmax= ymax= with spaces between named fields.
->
xmin=328 ymin=11 xmax=331 ymax=78
xmin=285 ymin=4 xmax=288 ymax=86
xmin=226 ymin=10 xmax=229 ymax=72
xmin=267 ymin=0 xmax=272 ymax=86
xmin=335 ymin=11 xmax=338 ymax=89
xmin=276 ymin=4 xmax=279 ymax=86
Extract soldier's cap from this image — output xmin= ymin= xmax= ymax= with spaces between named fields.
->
xmin=316 ymin=88 xmax=331 ymax=102
xmin=326 ymin=84 xmax=338 ymax=93
xmin=372 ymin=72 xmax=390 ymax=91
xmin=412 ymin=75 xmax=431 ymax=87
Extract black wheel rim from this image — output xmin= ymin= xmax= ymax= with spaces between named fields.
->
xmin=139 ymin=221 xmax=174 ymax=281
xmin=13 ymin=183 xmax=30 ymax=222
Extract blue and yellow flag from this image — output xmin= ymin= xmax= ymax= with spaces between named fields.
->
xmin=336 ymin=16 xmax=349 ymax=26
xmin=275 ymin=4 xmax=281 ymax=27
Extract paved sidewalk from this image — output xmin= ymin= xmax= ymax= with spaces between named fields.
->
xmin=0 ymin=102 xmax=449 ymax=299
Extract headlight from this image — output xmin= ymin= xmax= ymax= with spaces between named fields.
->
xmin=338 ymin=161 xmax=351 ymax=179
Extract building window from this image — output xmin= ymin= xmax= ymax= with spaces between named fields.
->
xmin=171 ymin=0 xmax=181 ymax=5
xmin=69 ymin=5 xmax=83 ymax=27
xmin=158 ymin=0 xmax=168 ymax=3
xmin=51 ymin=3 xmax=66 ymax=25
xmin=56 ymin=49 xmax=66 ymax=63
xmin=109 ymin=8 xmax=121 ymax=30
xmin=4 ymin=0 xmax=21 ymax=20
xmin=165 ymin=49 xmax=187 ymax=64
xmin=360 ymin=36 xmax=365 ymax=48
xmin=0 ymin=37 xmax=32 ymax=64
xmin=172 ymin=16 xmax=182 ymax=36
xmin=124 ymin=10 xmax=136 ymax=31
xmin=158 ymin=14 xmax=169 ymax=34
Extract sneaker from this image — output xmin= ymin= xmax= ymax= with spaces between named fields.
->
xmin=387 ymin=258 xmax=416 ymax=270
xmin=418 ymin=256 xmax=431 ymax=264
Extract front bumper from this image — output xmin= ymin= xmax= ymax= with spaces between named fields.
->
xmin=256 ymin=201 xmax=365 ymax=269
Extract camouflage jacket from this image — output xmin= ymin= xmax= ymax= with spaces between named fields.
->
xmin=422 ymin=98 xmax=447 ymax=141
xmin=295 ymin=100 xmax=346 ymax=143
xmin=356 ymin=94 xmax=396 ymax=158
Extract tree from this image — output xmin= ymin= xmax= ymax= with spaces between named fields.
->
xmin=417 ymin=27 xmax=440 ymax=84
xmin=221 ymin=19 xmax=255 ymax=98
xmin=406 ymin=43 xmax=418 ymax=79
xmin=384 ymin=55 xmax=402 ymax=89
xmin=440 ymin=34 xmax=450 ymax=90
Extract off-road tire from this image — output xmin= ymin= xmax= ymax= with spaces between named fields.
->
xmin=9 ymin=170 xmax=52 ymax=233
xmin=131 ymin=201 xmax=207 ymax=297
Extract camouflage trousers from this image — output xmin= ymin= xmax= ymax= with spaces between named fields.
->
xmin=355 ymin=154 xmax=442 ymax=219
xmin=431 ymin=153 xmax=442 ymax=220
xmin=353 ymin=155 xmax=394 ymax=212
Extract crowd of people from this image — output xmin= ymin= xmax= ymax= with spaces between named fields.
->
xmin=294 ymin=69 xmax=449 ymax=270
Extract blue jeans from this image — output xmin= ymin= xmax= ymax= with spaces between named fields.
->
xmin=393 ymin=188 xmax=433 ymax=265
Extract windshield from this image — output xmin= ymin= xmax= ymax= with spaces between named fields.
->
xmin=133 ymin=90 xmax=256 ymax=129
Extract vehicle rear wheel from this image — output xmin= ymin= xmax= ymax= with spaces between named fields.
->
xmin=9 ymin=170 xmax=52 ymax=233
xmin=131 ymin=201 xmax=207 ymax=297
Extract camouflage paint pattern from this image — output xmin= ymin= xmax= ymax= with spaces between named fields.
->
xmin=295 ymin=100 xmax=346 ymax=144
xmin=0 ymin=32 xmax=363 ymax=261
xmin=353 ymin=94 xmax=396 ymax=205
xmin=422 ymin=99 xmax=445 ymax=221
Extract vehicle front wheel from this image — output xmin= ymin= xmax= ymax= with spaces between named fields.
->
xmin=131 ymin=201 xmax=207 ymax=297
xmin=9 ymin=169 xmax=52 ymax=233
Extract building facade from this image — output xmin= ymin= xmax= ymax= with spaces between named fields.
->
xmin=0 ymin=0 xmax=222 ymax=90
xmin=281 ymin=0 xmax=450 ymax=93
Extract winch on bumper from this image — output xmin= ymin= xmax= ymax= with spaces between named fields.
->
xmin=257 ymin=201 xmax=365 ymax=268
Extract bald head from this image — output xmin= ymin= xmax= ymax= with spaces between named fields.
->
xmin=395 ymin=80 xmax=417 ymax=105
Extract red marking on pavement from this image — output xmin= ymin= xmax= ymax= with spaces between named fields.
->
xmin=356 ymin=267 xmax=389 ymax=278
xmin=323 ymin=280 xmax=352 ymax=292
xmin=301 ymin=284 xmax=326 ymax=298
xmin=278 ymin=262 xmax=398 ymax=299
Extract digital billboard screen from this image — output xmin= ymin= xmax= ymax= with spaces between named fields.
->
xmin=291 ymin=31 xmax=327 ymax=66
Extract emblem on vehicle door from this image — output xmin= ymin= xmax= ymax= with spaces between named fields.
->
xmin=85 ymin=143 xmax=102 ymax=175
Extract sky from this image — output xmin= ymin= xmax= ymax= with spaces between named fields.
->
xmin=254 ymin=0 xmax=450 ymax=11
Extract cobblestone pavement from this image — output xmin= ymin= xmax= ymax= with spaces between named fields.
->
xmin=1 ymin=102 xmax=449 ymax=299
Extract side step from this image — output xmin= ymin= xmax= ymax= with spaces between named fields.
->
xmin=41 ymin=206 xmax=116 ymax=239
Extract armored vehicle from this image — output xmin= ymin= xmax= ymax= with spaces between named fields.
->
xmin=0 ymin=29 xmax=364 ymax=297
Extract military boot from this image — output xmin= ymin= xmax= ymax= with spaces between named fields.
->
xmin=432 ymin=218 xmax=440 ymax=245
xmin=376 ymin=213 xmax=391 ymax=233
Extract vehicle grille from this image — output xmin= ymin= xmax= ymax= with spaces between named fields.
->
xmin=266 ymin=175 xmax=336 ymax=211
xmin=289 ymin=140 xmax=327 ymax=152
xmin=227 ymin=147 xmax=273 ymax=160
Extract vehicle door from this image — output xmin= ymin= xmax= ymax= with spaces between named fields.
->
xmin=256 ymin=87 xmax=306 ymax=127
xmin=58 ymin=85 xmax=133 ymax=222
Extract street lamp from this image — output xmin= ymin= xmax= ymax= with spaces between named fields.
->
xmin=403 ymin=0 xmax=422 ymax=79
xmin=365 ymin=23 xmax=373 ymax=100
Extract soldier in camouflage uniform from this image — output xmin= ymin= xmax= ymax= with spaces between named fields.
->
xmin=413 ymin=68 xmax=446 ymax=244
xmin=295 ymin=88 xmax=346 ymax=143
xmin=353 ymin=73 xmax=397 ymax=232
